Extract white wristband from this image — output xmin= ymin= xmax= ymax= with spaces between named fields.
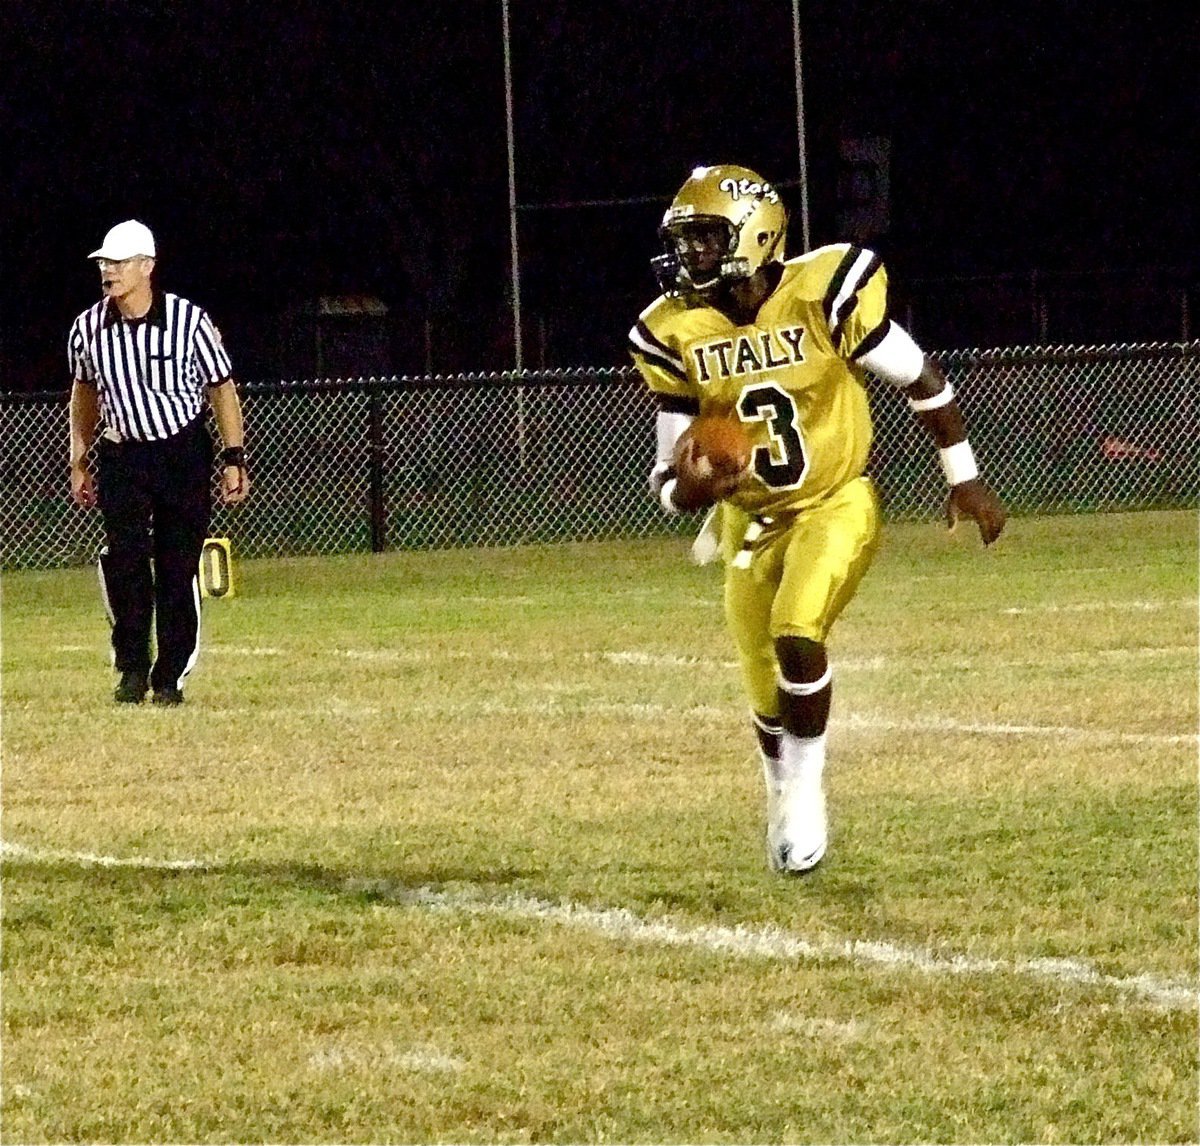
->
xmin=659 ymin=477 xmax=680 ymax=513
xmin=939 ymin=440 xmax=979 ymax=486
xmin=648 ymin=460 xmax=672 ymax=496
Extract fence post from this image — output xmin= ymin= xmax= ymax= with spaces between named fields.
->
xmin=368 ymin=379 xmax=387 ymax=553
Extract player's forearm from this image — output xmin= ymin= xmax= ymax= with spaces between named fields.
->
xmin=908 ymin=360 xmax=1006 ymax=541
xmin=903 ymin=360 xmax=983 ymax=486
xmin=914 ymin=400 xmax=969 ymax=450
xmin=69 ymin=382 xmax=99 ymax=465
xmin=207 ymin=379 xmax=246 ymax=449
xmin=904 ymin=359 xmax=970 ymax=449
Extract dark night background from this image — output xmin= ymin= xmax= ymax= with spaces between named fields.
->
xmin=3 ymin=0 xmax=1197 ymax=388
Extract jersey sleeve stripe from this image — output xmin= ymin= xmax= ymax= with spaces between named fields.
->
xmin=194 ymin=313 xmax=232 ymax=384
xmin=631 ymin=319 xmax=676 ymax=359
xmin=68 ymin=318 xmax=90 ymax=381
xmin=629 ymin=320 xmax=687 ymax=380
xmin=825 ymin=248 xmax=883 ymax=352
xmin=822 ymin=245 xmax=864 ymax=328
xmin=653 ymin=392 xmax=700 ymax=415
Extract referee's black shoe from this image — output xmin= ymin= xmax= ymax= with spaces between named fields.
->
xmin=151 ymin=687 xmax=184 ymax=707
xmin=114 ymin=670 xmax=149 ymax=704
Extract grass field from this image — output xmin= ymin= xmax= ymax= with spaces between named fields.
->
xmin=2 ymin=508 xmax=1196 ymax=1144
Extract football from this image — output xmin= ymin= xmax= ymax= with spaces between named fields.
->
xmin=674 ymin=413 xmax=753 ymax=479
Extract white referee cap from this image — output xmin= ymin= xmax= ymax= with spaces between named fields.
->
xmin=88 ymin=220 xmax=156 ymax=260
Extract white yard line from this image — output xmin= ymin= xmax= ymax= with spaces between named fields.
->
xmin=2 ymin=840 xmax=1194 ymax=1013
xmin=213 ymin=643 xmax=1191 ymax=672
xmin=376 ymin=885 xmax=1198 ymax=1012
xmin=456 ymin=703 xmax=1194 ymax=745
xmin=307 ymin=1044 xmax=465 ymax=1074
xmin=905 ymin=564 xmax=1131 ymax=584
xmin=592 ymin=648 xmax=1192 ymax=671
xmin=840 ymin=712 xmax=1196 ymax=746
xmin=332 ymin=647 xmax=528 ymax=663
xmin=768 ymin=1012 xmax=873 ymax=1040
xmin=0 ymin=840 xmax=212 ymax=870
xmin=593 ymin=651 xmax=890 ymax=672
xmin=195 ymin=696 xmax=1193 ymax=744
xmin=1001 ymin=599 xmax=1193 ymax=615
xmin=1025 ymin=645 xmax=1193 ymax=662
xmin=206 ymin=645 xmax=284 ymax=656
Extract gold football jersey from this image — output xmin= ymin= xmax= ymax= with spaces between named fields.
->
xmin=630 ymin=243 xmax=889 ymax=518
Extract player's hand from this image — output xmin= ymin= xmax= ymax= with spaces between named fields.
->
xmin=71 ymin=463 xmax=97 ymax=509
xmin=945 ymin=478 xmax=1006 ymax=546
xmin=673 ymin=438 xmax=746 ymax=512
xmin=221 ymin=465 xmax=250 ymax=506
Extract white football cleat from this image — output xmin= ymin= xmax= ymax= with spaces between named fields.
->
xmin=765 ymin=761 xmax=827 ymax=874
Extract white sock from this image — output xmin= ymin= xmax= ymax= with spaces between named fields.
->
xmin=779 ymin=730 xmax=827 ymax=788
xmin=760 ymin=749 xmax=783 ymax=790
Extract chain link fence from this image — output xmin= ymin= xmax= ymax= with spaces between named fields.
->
xmin=2 ymin=343 xmax=1196 ymax=570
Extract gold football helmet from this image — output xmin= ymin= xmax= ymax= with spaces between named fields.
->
xmin=652 ymin=164 xmax=788 ymax=298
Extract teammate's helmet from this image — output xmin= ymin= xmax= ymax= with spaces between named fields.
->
xmin=652 ymin=164 xmax=788 ymax=298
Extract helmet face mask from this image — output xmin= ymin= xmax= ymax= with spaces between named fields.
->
xmin=652 ymin=165 xmax=787 ymax=299
xmin=662 ymin=218 xmax=737 ymax=292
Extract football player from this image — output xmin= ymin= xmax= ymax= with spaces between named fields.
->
xmin=628 ymin=164 xmax=1006 ymax=874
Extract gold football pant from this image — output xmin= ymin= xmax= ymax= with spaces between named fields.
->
xmin=722 ymin=477 xmax=882 ymax=715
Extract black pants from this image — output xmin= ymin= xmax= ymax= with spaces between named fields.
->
xmin=96 ymin=418 xmax=213 ymax=691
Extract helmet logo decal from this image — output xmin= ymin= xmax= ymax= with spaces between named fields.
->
xmin=719 ymin=177 xmax=780 ymax=204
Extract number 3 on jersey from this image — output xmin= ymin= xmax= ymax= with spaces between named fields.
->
xmin=738 ymin=383 xmax=808 ymax=489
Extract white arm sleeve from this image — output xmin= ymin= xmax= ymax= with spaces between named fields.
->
xmin=649 ymin=411 xmax=693 ymax=498
xmin=858 ymin=321 xmax=926 ymax=387
xmin=656 ymin=411 xmax=692 ymax=464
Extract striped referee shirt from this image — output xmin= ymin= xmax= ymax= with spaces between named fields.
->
xmin=68 ymin=292 xmax=233 ymax=442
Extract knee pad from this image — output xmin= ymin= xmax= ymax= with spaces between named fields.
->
xmin=775 ymin=635 xmax=827 ymax=687
xmin=775 ymin=636 xmax=831 ymax=739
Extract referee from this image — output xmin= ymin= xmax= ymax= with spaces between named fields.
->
xmin=68 ymin=219 xmax=250 ymax=705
